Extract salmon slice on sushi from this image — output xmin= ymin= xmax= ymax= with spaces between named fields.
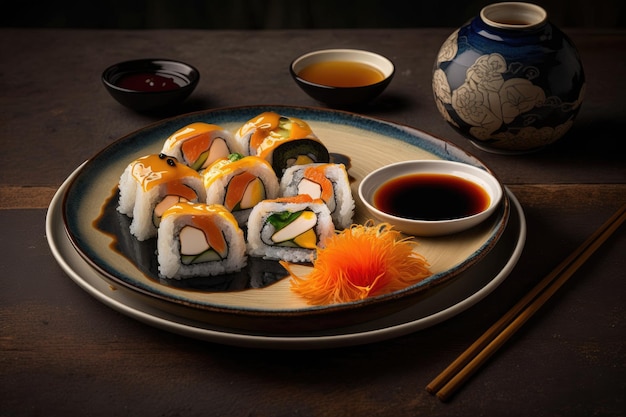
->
xmin=247 ymin=195 xmax=335 ymax=263
xmin=161 ymin=122 xmax=242 ymax=172
xmin=203 ymin=153 xmax=280 ymax=226
xmin=117 ymin=153 xmax=206 ymax=241
xmin=157 ymin=202 xmax=247 ymax=279
xmin=234 ymin=111 xmax=329 ymax=177
xmin=280 ymin=163 xmax=355 ymax=229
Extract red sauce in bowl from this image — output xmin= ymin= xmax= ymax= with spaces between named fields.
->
xmin=115 ymin=72 xmax=181 ymax=92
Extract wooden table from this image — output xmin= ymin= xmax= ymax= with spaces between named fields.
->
xmin=1 ymin=28 xmax=624 ymax=416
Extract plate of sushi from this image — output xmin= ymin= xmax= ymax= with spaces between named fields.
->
xmin=61 ymin=105 xmax=512 ymax=334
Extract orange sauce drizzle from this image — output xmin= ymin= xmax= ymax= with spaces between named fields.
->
xmin=130 ymin=154 xmax=201 ymax=192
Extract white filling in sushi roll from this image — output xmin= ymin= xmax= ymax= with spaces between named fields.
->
xmin=247 ymin=195 xmax=335 ymax=263
xmin=280 ymin=163 xmax=355 ymax=229
xmin=157 ymin=202 xmax=247 ymax=279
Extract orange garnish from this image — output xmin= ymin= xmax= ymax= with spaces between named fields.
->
xmin=283 ymin=221 xmax=431 ymax=305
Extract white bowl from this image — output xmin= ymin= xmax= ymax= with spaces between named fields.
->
xmin=358 ymin=160 xmax=504 ymax=236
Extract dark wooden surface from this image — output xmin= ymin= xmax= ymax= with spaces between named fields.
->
xmin=1 ymin=28 xmax=625 ymax=417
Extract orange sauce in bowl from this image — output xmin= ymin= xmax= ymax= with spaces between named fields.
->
xmin=297 ymin=61 xmax=385 ymax=87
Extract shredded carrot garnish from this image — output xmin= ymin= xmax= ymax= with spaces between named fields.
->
xmin=283 ymin=221 xmax=431 ymax=305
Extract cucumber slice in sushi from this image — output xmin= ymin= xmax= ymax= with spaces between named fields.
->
xmin=181 ymin=250 xmax=223 ymax=265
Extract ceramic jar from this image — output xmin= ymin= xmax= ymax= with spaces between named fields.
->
xmin=432 ymin=2 xmax=585 ymax=154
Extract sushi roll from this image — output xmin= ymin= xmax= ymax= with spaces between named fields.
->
xmin=117 ymin=153 xmax=206 ymax=241
xmin=247 ymin=195 xmax=335 ymax=263
xmin=157 ymin=202 xmax=247 ymax=279
xmin=203 ymin=153 xmax=280 ymax=226
xmin=280 ymin=163 xmax=355 ymax=229
xmin=234 ymin=111 xmax=329 ymax=177
xmin=160 ymin=122 xmax=241 ymax=172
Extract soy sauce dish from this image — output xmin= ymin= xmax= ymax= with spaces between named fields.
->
xmin=290 ymin=49 xmax=395 ymax=108
xmin=102 ymin=59 xmax=200 ymax=112
xmin=358 ymin=160 xmax=504 ymax=236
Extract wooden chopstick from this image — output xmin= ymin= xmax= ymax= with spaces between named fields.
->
xmin=426 ymin=202 xmax=626 ymax=402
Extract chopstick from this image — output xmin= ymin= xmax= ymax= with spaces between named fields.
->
xmin=426 ymin=202 xmax=626 ymax=402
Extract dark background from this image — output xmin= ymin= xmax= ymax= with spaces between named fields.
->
xmin=2 ymin=0 xmax=624 ymax=29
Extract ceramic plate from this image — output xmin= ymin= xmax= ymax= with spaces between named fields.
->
xmin=62 ymin=105 xmax=509 ymax=333
xmin=48 ymin=170 xmax=525 ymax=349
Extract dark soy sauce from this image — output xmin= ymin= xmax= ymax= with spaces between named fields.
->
xmin=373 ymin=173 xmax=490 ymax=221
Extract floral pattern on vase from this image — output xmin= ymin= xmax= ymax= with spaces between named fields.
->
xmin=432 ymin=3 xmax=586 ymax=154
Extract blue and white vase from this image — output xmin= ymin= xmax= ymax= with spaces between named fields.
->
xmin=433 ymin=2 xmax=585 ymax=154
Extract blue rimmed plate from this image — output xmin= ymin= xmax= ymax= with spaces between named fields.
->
xmin=62 ymin=105 xmax=510 ymax=333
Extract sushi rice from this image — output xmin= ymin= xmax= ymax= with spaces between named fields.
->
xmin=203 ymin=154 xmax=280 ymax=226
xmin=117 ymin=154 xmax=206 ymax=241
xmin=247 ymin=195 xmax=335 ymax=263
xmin=157 ymin=202 xmax=247 ymax=279
xmin=280 ymin=163 xmax=354 ymax=229
xmin=160 ymin=122 xmax=242 ymax=172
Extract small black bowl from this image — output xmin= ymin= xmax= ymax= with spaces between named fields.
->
xmin=102 ymin=59 xmax=200 ymax=112
xmin=290 ymin=49 xmax=395 ymax=108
